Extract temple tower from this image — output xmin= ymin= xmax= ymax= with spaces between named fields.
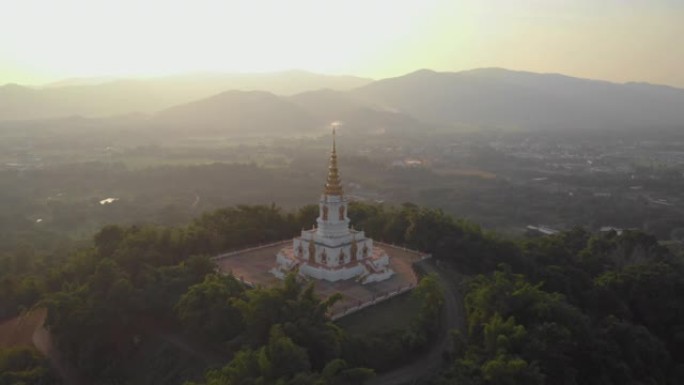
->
xmin=272 ymin=128 xmax=393 ymax=283
xmin=317 ymin=129 xmax=350 ymax=238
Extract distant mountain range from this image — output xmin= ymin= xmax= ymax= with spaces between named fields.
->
xmin=351 ymin=68 xmax=684 ymax=130
xmin=0 ymin=71 xmax=371 ymax=121
xmin=2 ymin=68 xmax=684 ymax=132
xmin=156 ymin=90 xmax=317 ymax=135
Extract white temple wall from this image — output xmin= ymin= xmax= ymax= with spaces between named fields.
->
xmin=363 ymin=270 xmax=394 ymax=283
xmin=296 ymin=238 xmax=379 ymax=267
xmin=316 ymin=195 xmax=350 ymax=237
xmin=300 ymin=263 xmax=366 ymax=282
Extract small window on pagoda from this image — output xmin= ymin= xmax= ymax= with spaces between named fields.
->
xmin=339 ymin=205 xmax=345 ymax=220
xmin=322 ymin=205 xmax=328 ymax=221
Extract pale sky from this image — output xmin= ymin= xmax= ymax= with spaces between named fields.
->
xmin=2 ymin=0 xmax=683 ymax=87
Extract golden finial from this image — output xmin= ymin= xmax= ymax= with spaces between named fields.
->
xmin=324 ymin=127 xmax=343 ymax=196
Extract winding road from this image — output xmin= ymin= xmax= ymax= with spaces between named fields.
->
xmin=369 ymin=259 xmax=466 ymax=385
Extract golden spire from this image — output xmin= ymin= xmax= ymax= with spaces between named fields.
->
xmin=324 ymin=127 xmax=344 ymax=196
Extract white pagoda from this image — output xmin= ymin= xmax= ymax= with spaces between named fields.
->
xmin=271 ymin=130 xmax=394 ymax=283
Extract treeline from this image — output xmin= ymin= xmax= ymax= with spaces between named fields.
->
xmin=41 ymin=205 xmax=310 ymax=382
xmin=434 ymin=229 xmax=684 ymax=385
xmin=180 ymin=274 xmax=372 ymax=385
xmin=342 ymin=203 xmax=684 ymax=384
xmin=3 ymin=201 xmax=683 ymax=384
xmin=1 ymin=201 xmax=479 ymax=322
xmin=0 ymin=346 xmax=57 ymax=385
xmin=3 ymin=203 xmax=445 ymax=384
xmin=0 ymin=205 xmax=307 ymax=319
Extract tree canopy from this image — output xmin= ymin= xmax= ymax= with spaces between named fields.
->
xmin=2 ymin=202 xmax=684 ymax=384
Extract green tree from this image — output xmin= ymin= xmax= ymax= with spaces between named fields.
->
xmin=0 ymin=347 xmax=59 ymax=385
xmin=175 ymin=274 xmax=245 ymax=342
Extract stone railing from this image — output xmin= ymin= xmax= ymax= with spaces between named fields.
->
xmin=211 ymin=240 xmax=290 ymax=261
xmin=330 ymin=283 xmax=416 ymax=320
xmin=374 ymin=241 xmax=432 ymax=260
xmin=329 ymin=243 xmax=432 ymax=320
xmin=212 ymin=240 xmax=290 ymax=287
xmin=235 ymin=275 xmax=255 ymax=288
xmin=374 ymin=241 xmax=432 ymax=284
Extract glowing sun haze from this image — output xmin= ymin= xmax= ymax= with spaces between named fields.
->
xmin=2 ymin=0 xmax=683 ymax=87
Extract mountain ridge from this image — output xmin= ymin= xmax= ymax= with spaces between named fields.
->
xmin=2 ymin=68 xmax=683 ymax=132
xmin=155 ymin=89 xmax=318 ymax=135
xmin=0 ymin=71 xmax=372 ymax=121
xmin=351 ymin=68 xmax=684 ymax=130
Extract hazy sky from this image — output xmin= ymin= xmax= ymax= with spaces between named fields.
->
xmin=2 ymin=0 xmax=683 ymax=87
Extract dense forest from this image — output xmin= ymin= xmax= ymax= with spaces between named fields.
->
xmin=1 ymin=202 xmax=683 ymax=384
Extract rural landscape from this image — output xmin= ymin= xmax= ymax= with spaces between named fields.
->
xmin=2 ymin=1 xmax=684 ymax=384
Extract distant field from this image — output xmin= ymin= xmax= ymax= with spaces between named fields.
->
xmin=113 ymin=152 xmax=291 ymax=170
xmin=432 ymin=168 xmax=497 ymax=179
xmin=116 ymin=155 xmax=221 ymax=169
xmin=335 ymin=291 xmax=420 ymax=335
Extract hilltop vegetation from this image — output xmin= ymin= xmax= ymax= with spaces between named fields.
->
xmin=0 ymin=346 xmax=57 ymax=385
xmin=2 ymin=204 xmax=444 ymax=384
xmin=1 ymin=202 xmax=683 ymax=384
xmin=437 ymin=232 xmax=684 ymax=385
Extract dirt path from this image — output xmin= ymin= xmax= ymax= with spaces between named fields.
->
xmin=0 ymin=308 xmax=86 ymax=385
xmin=368 ymin=260 xmax=466 ymax=385
xmin=0 ymin=308 xmax=47 ymax=347
xmin=33 ymin=324 xmax=87 ymax=385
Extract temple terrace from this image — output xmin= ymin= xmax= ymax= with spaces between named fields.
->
xmin=214 ymin=130 xmax=430 ymax=319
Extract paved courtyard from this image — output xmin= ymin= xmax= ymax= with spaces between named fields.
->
xmin=214 ymin=241 xmax=429 ymax=317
